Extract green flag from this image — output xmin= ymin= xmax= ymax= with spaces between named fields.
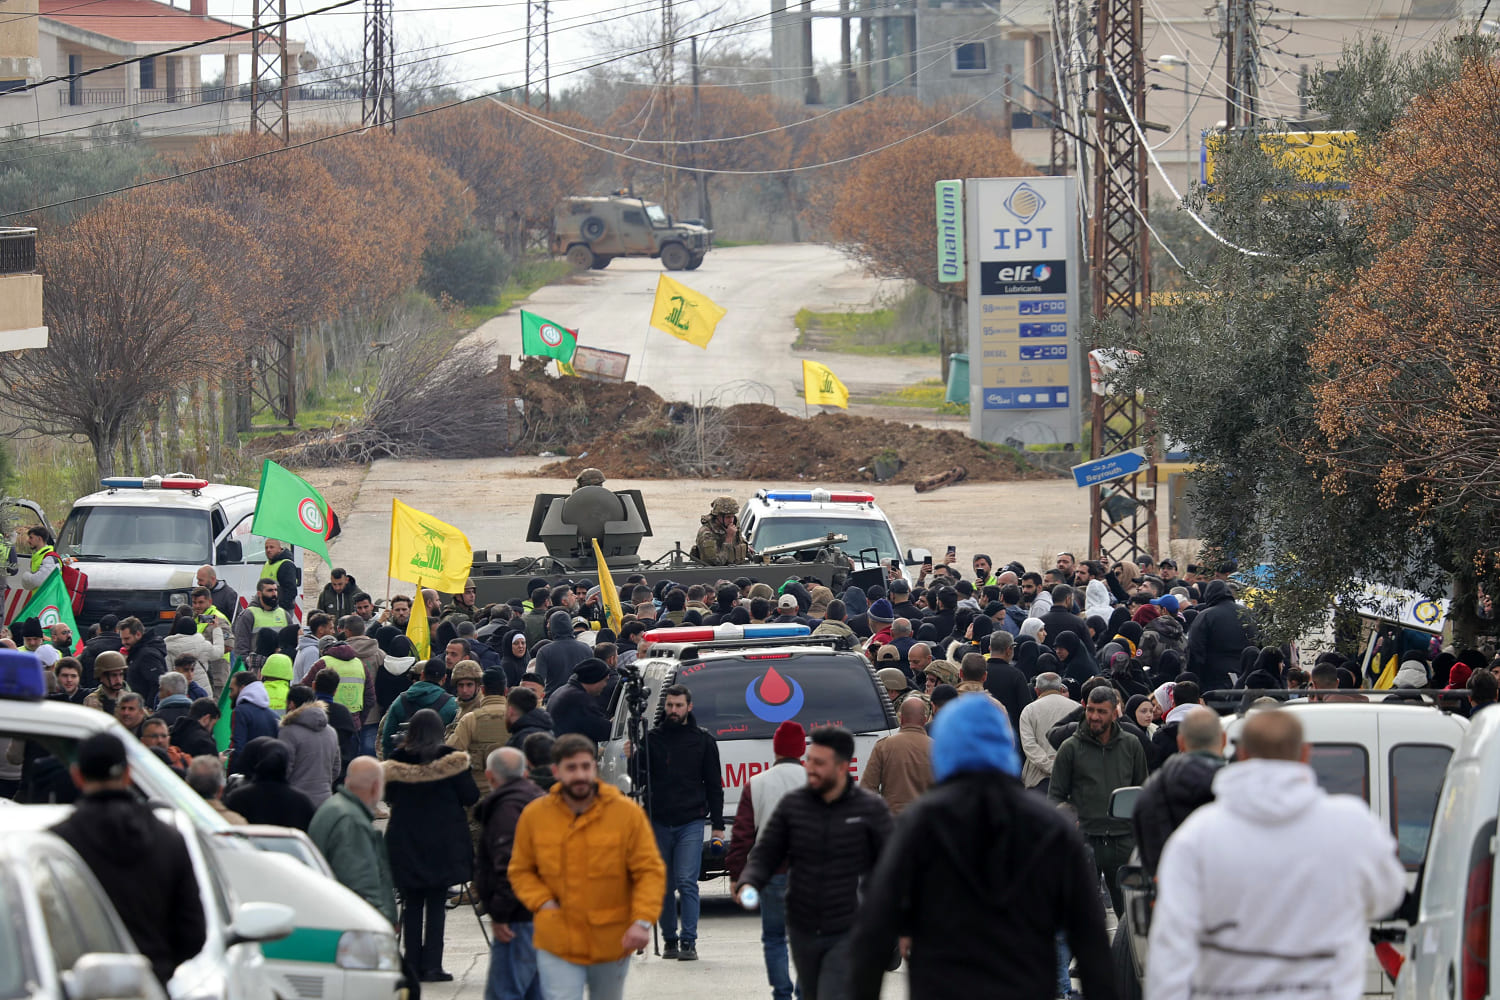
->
xmin=213 ymin=659 xmax=244 ymax=753
xmin=251 ymin=460 xmax=339 ymax=562
xmin=16 ymin=568 xmax=80 ymax=656
xmin=520 ymin=310 xmax=578 ymax=363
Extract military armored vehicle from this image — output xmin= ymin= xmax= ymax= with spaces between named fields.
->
xmin=468 ymin=484 xmax=870 ymax=605
xmin=552 ymin=195 xmax=713 ymax=272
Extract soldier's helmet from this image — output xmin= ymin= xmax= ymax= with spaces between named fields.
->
xmin=451 ymin=660 xmax=483 ymax=683
xmin=575 ymin=468 xmax=605 ymax=488
xmin=710 ymin=497 xmax=739 ymax=516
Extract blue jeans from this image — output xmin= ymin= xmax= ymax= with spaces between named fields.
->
xmin=1056 ymin=932 xmax=1071 ymax=997
xmin=760 ymin=873 xmax=800 ymax=1000
xmin=359 ymin=722 xmax=378 ymax=758
xmin=534 ymin=951 xmax=629 ymax=1000
xmin=485 ymin=923 xmax=540 ymax=1000
xmin=652 ymin=821 xmax=703 ymax=944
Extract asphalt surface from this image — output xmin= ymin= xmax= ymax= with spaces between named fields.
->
xmin=320 ymin=458 xmax=1117 ymax=599
xmin=466 ymin=244 xmax=938 ymax=410
xmin=424 ymin=883 xmax=909 ymax=1000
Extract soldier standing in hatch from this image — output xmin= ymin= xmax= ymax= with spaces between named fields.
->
xmin=573 ymin=468 xmax=606 ymax=492
xmin=693 ymin=497 xmax=752 ymax=566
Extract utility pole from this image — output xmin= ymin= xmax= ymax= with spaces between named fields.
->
xmin=1223 ymin=0 xmax=1258 ymax=128
xmin=661 ymin=0 xmax=676 ymax=208
xmin=691 ymin=34 xmax=711 ymax=227
xmin=361 ymin=0 xmax=395 ymax=129
xmin=249 ymin=0 xmax=288 ymax=141
xmin=525 ymin=0 xmax=550 ymax=110
xmin=1088 ymin=0 xmax=1157 ymax=562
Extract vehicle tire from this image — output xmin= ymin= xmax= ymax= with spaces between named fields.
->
xmin=685 ymin=255 xmax=704 ymax=270
xmin=565 ymin=244 xmax=596 ymax=270
xmin=1113 ymin=919 xmax=1143 ymax=1000
xmin=580 ymin=216 xmax=608 ymax=241
xmin=660 ymin=243 xmax=691 ymax=271
xmin=590 ymin=256 xmax=612 ymax=270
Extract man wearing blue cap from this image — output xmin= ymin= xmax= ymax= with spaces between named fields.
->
xmin=846 ymin=694 xmax=1113 ymax=1000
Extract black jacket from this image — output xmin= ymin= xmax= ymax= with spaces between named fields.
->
xmin=79 ymin=631 xmax=122 ymax=687
xmin=1132 ymin=750 xmax=1224 ymax=875
xmin=474 ymin=778 xmax=546 ymax=923
xmin=848 ymin=772 xmax=1114 ymax=1000
xmin=382 ymin=746 xmax=480 ymax=889
xmin=225 ymin=778 xmax=316 ymax=830
xmin=1042 ymin=608 xmax=1093 ymax=652
xmin=547 ymin=680 xmax=612 ymax=744
xmin=536 ymin=633 xmax=592 ymax=696
xmin=506 ymin=708 xmax=556 ymax=750
xmin=317 ymin=695 xmax=360 ymax=774
xmin=1047 ymin=707 xmax=1159 ymax=771
xmin=740 ymin=779 xmax=893 ymax=935
xmin=170 ymin=716 xmax=219 ymax=759
xmin=317 ymin=577 xmax=359 ymax=617
xmin=983 ymin=658 xmax=1035 ymax=731
xmin=125 ymin=634 xmax=169 ymax=709
xmin=51 ymin=789 xmax=206 ymax=985
xmin=210 ymin=581 xmax=239 ymax=622
xmin=631 ymin=713 xmax=726 ymax=828
xmin=1186 ymin=580 xmax=1258 ymax=692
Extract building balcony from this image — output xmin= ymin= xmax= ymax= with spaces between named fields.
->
xmin=58 ymin=82 xmax=361 ymax=107
xmin=0 ymin=228 xmax=37 ymax=275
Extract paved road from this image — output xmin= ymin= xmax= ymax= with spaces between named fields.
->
xmin=467 ymin=245 xmax=938 ymax=410
xmin=424 ymin=884 xmax=908 ymax=1000
xmin=322 ymin=458 xmax=1116 ymax=598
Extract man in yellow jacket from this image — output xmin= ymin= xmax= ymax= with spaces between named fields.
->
xmin=509 ymin=733 xmax=666 ymax=998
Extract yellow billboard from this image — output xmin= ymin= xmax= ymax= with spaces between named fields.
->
xmin=1202 ymin=130 xmax=1357 ymax=191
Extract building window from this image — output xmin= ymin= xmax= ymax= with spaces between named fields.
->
xmin=140 ymin=57 xmax=156 ymax=89
xmin=953 ymin=41 xmax=988 ymax=73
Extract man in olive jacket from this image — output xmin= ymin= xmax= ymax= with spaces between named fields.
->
xmin=1048 ymin=686 xmax=1147 ymax=917
xmin=308 ymin=757 xmax=397 ymax=924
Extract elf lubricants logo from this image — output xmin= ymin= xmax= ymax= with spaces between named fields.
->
xmin=980 ymin=260 xmax=1068 ymax=295
xmin=992 ymin=263 xmax=1051 ymax=283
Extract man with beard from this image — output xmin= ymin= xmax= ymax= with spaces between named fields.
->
xmin=1049 ymin=685 xmax=1147 ymax=917
xmin=509 ymin=734 xmax=665 ymax=999
xmin=627 ymin=684 xmax=724 ymax=962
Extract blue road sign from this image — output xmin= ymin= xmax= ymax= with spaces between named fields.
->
xmin=1071 ymin=448 xmax=1147 ymax=488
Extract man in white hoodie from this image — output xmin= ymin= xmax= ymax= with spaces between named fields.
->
xmin=1147 ymin=709 xmax=1406 ymax=1000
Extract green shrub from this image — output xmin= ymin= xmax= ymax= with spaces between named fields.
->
xmin=421 ymin=232 xmax=512 ymax=307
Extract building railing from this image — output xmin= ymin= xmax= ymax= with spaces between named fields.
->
xmin=57 ymin=82 xmax=360 ymax=107
xmin=0 ymin=229 xmax=37 ymax=275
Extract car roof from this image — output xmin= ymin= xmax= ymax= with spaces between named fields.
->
xmin=641 ymin=642 xmax=857 ymax=662
xmin=1450 ymin=703 xmax=1500 ymax=763
xmin=0 ymin=826 xmax=75 ymax=859
xmin=72 ymin=483 xmax=254 ymax=511
xmin=1224 ymin=701 xmax=1469 ymax=742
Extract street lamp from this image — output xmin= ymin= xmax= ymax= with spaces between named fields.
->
xmin=1153 ymin=54 xmax=1192 ymax=178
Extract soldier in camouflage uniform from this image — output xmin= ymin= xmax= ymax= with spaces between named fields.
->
xmin=692 ymin=496 xmax=752 ymax=565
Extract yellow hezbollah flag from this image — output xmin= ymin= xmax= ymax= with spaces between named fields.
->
xmin=650 ymin=274 xmax=726 ymax=349
xmin=557 ymin=359 xmax=578 ymax=377
xmin=1372 ymin=653 xmax=1398 ymax=691
xmin=802 ymin=359 xmax=849 ymax=409
xmin=592 ymin=537 xmax=624 ymax=631
xmin=389 ymin=498 xmax=472 ymax=593
xmin=406 ymin=589 xmax=430 ymax=660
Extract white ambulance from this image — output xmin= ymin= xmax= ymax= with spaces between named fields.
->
xmin=599 ymin=624 xmax=899 ymax=878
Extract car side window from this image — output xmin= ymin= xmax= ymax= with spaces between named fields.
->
xmin=1389 ymin=743 xmax=1454 ymax=869
xmin=1307 ymin=743 xmax=1369 ymax=802
xmin=30 ymin=857 xmax=87 ymax=973
xmin=623 ymin=210 xmax=645 ymax=225
xmin=46 ymin=856 xmax=129 ymax=955
xmin=230 ymin=514 xmax=269 ymax=565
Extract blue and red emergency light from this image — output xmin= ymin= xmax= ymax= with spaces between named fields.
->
xmin=101 ymin=476 xmax=210 ymax=491
xmin=642 ymin=624 xmax=811 ymax=645
xmin=758 ymin=490 xmax=874 ymax=504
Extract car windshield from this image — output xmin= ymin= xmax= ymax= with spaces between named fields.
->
xmin=676 ymin=652 xmax=891 ymax=740
xmin=752 ymin=517 xmax=899 ymax=564
xmin=0 ymin=870 xmax=30 ymax=999
xmin=59 ymin=505 xmax=211 ymax=564
xmin=645 ymin=204 xmax=669 ymax=227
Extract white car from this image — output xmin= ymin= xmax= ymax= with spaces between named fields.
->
xmin=598 ymin=623 xmax=898 ymax=878
xmin=738 ymin=488 xmax=915 ymax=583
xmin=0 ymin=804 xmax=294 ymax=1000
xmin=0 ymin=666 xmax=405 ymax=1000
xmin=1394 ymin=702 xmax=1500 ymax=1000
xmin=0 ymin=827 xmax=167 ymax=1000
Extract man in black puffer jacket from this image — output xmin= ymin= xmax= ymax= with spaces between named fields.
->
xmin=1186 ymin=580 xmax=1258 ymax=692
xmin=735 ymin=726 xmax=893 ymax=999
xmin=52 ymin=733 xmax=206 ymax=986
xmin=628 ymin=683 xmax=725 ymax=960
xmin=1132 ymin=705 xmax=1226 ymax=874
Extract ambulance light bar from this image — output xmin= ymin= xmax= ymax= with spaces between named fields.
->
xmin=642 ymin=624 xmax=811 ymax=645
xmin=757 ymin=489 xmax=875 ymax=504
xmin=101 ymin=476 xmax=210 ymax=491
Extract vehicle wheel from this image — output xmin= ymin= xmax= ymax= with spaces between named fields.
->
xmin=685 ymin=255 xmax=704 ymax=270
xmin=580 ymin=216 xmax=608 ymax=241
xmin=565 ymin=244 xmax=596 ymax=270
xmin=660 ymin=243 xmax=691 ymax=271
xmin=590 ymin=256 xmax=612 ymax=270
xmin=1113 ymin=920 xmax=1143 ymax=1000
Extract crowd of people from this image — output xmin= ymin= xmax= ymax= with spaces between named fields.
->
xmin=3 ymin=534 xmax=1442 ymax=1000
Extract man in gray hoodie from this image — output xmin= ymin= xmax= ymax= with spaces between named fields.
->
xmin=279 ymin=686 xmax=341 ymax=807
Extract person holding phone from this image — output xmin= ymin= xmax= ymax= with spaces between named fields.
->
xmin=691 ymin=497 xmax=753 ymax=566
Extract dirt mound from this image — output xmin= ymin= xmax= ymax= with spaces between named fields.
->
xmin=525 ymin=367 xmax=1048 ymax=484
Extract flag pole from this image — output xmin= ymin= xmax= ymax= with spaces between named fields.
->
xmin=639 ymin=321 xmax=651 ymax=384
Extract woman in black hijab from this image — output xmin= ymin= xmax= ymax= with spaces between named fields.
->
xmin=1053 ymin=630 xmax=1099 ymax=690
xmin=498 ymin=630 xmax=530 ymax=688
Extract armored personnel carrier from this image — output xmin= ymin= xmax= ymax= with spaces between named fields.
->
xmin=468 ymin=484 xmax=869 ymax=605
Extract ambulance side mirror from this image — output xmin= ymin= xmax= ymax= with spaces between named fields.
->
xmin=216 ymin=539 xmax=243 ymax=564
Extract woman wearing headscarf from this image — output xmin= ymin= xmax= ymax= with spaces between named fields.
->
xmin=1150 ymin=649 xmax=1184 ymax=688
xmin=1086 ymin=615 xmax=1109 ymax=651
xmin=1013 ymin=638 xmax=1043 ymax=681
xmin=1053 ymin=631 xmax=1098 ymax=691
xmin=1125 ymin=693 xmax=1156 ymax=737
xmin=1233 ymin=646 xmax=1262 ymax=689
xmin=498 ymin=630 xmax=529 ymax=688
xmin=1114 ymin=621 xmax=1145 ymax=653
xmin=383 ymin=708 xmax=479 ymax=983
xmin=1020 ymin=618 xmax=1048 ymax=644
xmin=1084 ymin=578 xmax=1113 ymax=619
xmin=950 ymin=615 xmax=994 ymax=663
xmin=223 ymin=737 xmax=316 ymax=830
xmin=843 ymin=587 xmax=872 ymax=638
xmin=1106 ymin=651 xmax=1153 ymax=701
xmin=1131 ymin=603 xmax=1163 ymax=627
xmin=1105 ymin=606 xmax=1131 ymax=642
xmin=1241 ymin=646 xmax=1287 ymax=690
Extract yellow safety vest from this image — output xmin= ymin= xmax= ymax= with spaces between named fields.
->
xmin=29 ymin=546 xmax=56 ymax=574
xmin=321 ymin=654 xmax=365 ymax=712
xmin=260 ymin=557 xmax=291 ymax=583
xmin=196 ymin=609 xmax=230 ymax=634
xmin=248 ymin=605 xmax=289 ymax=632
